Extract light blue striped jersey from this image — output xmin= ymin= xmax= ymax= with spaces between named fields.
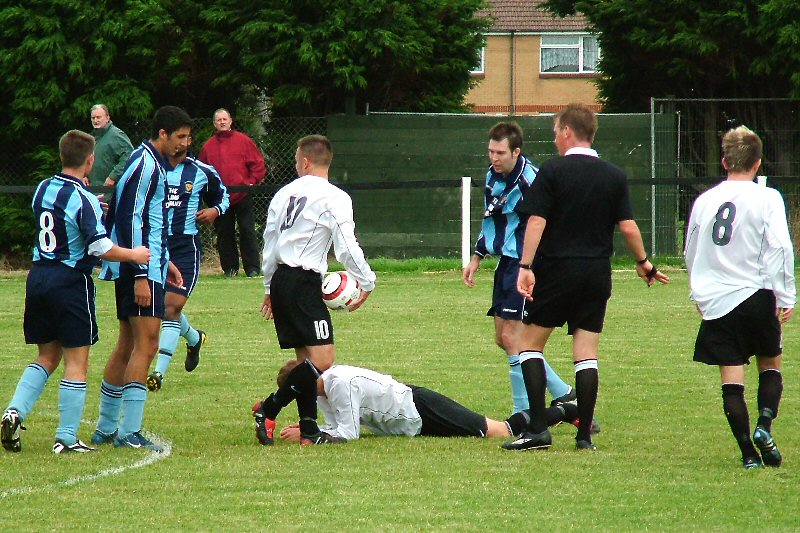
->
xmin=31 ymin=172 xmax=108 ymax=274
xmin=166 ymin=155 xmax=229 ymax=236
xmin=99 ymin=140 xmax=169 ymax=283
xmin=474 ymin=154 xmax=538 ymax=259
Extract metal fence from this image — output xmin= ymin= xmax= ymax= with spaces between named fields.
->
xmin=2 ymin=102 xmax=799 ymax=264
xmin=651 ymin=98 xmax=800 ymax=256
xmin=0 ymin=116 xmax=327 ymax=266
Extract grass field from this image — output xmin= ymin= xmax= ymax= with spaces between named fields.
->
xmin=1 ymin=264 xmax=799 ymax=531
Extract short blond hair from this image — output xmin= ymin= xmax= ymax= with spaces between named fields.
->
xmin=297 ymin=135 xmax=333 ymax=167
xmin=721 ymin=126 xmax=762 ymax=172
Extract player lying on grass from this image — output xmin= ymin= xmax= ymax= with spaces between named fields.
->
xmin=270 ymin=360 xmax=595 ymax=443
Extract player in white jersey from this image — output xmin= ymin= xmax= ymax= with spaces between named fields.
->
xmin=253 ymin=135 xmax=376 ymax=445
xmin=273 ymin=361 xmax=579 ymax=442
xmin=684 ymin=126 xmax=795 ymax=469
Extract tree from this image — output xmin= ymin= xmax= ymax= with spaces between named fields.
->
xmin=200 ymin=0 xmax=489 ymax=116
xmin=0 ymin=0 xmax=489 ymax=173
xmin=544 ymin=0 xmax=800 ymax=111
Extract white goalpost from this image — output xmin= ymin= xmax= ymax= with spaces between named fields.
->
xmin=461 ymin=176 xmax=471 ymax=268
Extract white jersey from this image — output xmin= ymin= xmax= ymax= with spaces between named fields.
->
xmin=317 ymin=365 xmax=423 ymax=440
xmin=261 ymin=175 xmax=376 ymax=293
xmin=684 ymin=180 xmax=795 ymax=319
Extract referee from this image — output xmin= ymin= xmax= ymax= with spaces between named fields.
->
xmin=254 ymin=135 xmax=376 ymax=445
xmin=503 ymin=103 xmax=669 ymax=452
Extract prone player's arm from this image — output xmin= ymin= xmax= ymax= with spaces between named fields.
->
xmin=324 ymin=378 xmax=360 ymax=441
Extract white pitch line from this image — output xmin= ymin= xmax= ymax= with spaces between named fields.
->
xmin=0 ymin=429 xmax=172 ymax=499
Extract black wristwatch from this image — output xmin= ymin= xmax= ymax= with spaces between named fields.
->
xmin=519 ymin=263 xmax=532 ymax=270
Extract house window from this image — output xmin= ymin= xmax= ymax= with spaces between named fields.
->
xmin=470 ymin=47 xmax=485 ymax=75
xmin=540 ymin=34 xmax=599 ymax=73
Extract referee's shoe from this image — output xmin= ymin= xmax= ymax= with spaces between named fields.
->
xmin=502 ymin=429 xmax=552 ymax=451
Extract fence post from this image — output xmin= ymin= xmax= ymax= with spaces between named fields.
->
xmin=649 ymin=97 xmax=657 ymax=257
xmin=462 ymin=176 xmax=471 ymax=268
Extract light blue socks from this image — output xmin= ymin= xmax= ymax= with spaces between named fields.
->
xmin=6 ymin=363 xmax=50 ymax=420
xmin=96 ymin=380 xmax=123 ymax=435
xmin=119 ymin=382 xmax=148 ymax=437
xmin=55 ymin=380 xmax=87 ymax=445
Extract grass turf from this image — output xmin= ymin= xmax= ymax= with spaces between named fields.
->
xmin=0 ymin=264 xmax=798 ymax=531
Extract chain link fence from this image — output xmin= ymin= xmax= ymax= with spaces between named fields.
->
xmin=3 ymin=103 xmax=798 ymax=266
xmin=651 ymin=98 xmax=800 ymax=256
xmin=0 ymin=116 xmax=326 ymax=269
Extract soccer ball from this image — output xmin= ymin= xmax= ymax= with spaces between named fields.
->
xmin=321 ymin=271 xmax=361 ymax=310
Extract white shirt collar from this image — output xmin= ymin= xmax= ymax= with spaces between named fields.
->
xmin=565 ymin=147 xmax=599 ymax=158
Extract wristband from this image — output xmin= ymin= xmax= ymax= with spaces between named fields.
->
xmin=636 ymin=256 xmax=648 ymax=265
xmin=519 ymin=263 xmax=532 ymax=270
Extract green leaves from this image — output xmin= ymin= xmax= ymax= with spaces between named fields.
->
xmin=0 ymin=0 xmax=488 ymax=174
xmin=543 ymin=0 xmax=800 ymax=109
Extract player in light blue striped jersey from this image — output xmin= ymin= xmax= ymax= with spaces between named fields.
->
xmin=92 ymin=106 xmax=191 ymax=453
xmin=463 ymin=122 xmax=574 ymax=414
xmin=1 ymin=130 xmax=150 ymax=454
xmin=147 ymin=136 xmax=230 ymax=391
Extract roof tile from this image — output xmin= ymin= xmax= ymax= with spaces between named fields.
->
xmin=479 ymin=0 xmax=590 ymax=32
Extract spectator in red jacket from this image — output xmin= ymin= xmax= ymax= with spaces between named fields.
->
xmin=199 ymin=108 xmax=266 ymax=277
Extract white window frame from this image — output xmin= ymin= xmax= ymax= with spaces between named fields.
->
xmin=539 ymin=33 xmax=600 ymax=74
xmin=470 ymin=46 xmax=485 ymax=75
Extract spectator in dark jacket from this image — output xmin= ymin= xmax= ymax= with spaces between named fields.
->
xmin=88 ymin=104 xmax=134 ymax=187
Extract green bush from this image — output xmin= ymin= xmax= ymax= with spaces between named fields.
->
xmin=0 ymin=195 xmax=34 ymax=263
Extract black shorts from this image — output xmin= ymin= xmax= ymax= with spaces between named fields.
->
xmin=693 ymin=289 xmax=782 ymax=366
xmin=522 ymin=258 xmax=611 ymax=334
xmin=271 ymin=264 xmax=333 ymax=349
xmin=114 ymin=276 xmax=166 ymax=320
xmin=410 ymin=386 xmax=488 ymax=437
xmin=24 ymin=263 xmax=99 ymax=348
xmin=166 ymin=234 xmax=202 ymax=298
xmin=487 ymin=256 xmax=527 ymax=320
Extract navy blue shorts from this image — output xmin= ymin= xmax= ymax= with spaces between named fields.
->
xmin=166 ymin=234 xmax=202 ymax=298
xmin=487 ymin=256 xmax=527 ymax=321
xmin=523 ymin=258 xmax=611 ymax=334
xmin=694 ymin=289 xmax=782 ymax=366
xmin=270 ymin=264 xmax=333 ymax=349
xmin=24 ymin=263 xmax=99 ymax=348
xmin=114 ymin=276 xmax=166 ymax=319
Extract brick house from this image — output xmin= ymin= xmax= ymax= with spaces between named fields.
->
xmin=466 ymin=0 xmax=601 ymax=114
